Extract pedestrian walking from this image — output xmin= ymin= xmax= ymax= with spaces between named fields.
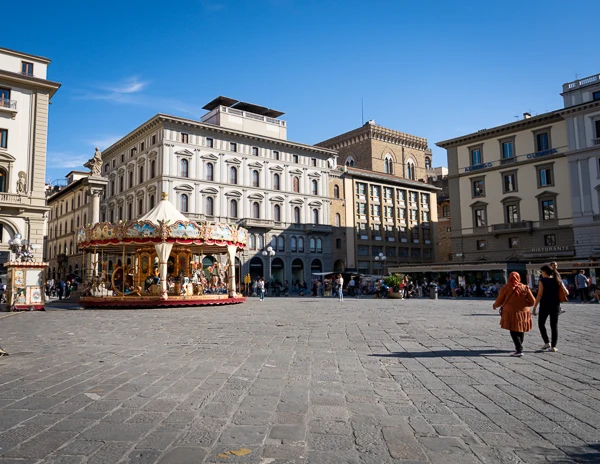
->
xmin=550 ymin=262 xmax=566 ymax=314
xmin=257 ymin=277 xmax=265 ymax=301
xmin=532 ymin=265 xmax=564 ymax=352
xmin=575 ymin=270 xmax=588 ymax=303
xmin=493 ymin=272 xmax=535 ymax=357
xmin=336 ymin=274 xmax=344 ymax=302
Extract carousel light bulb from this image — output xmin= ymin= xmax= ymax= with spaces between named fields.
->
xmin=12 ymin=235 xmax=22 ymax=247
xmin=267 ymin=246 xmax=273 ymax=253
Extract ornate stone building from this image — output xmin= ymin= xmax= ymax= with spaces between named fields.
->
xmin=317 ymin=120 xmax=433 ymax=181
xmin=99 ymin=97 xmax=338 ymax=285
xmin=0 ymin=47 xmax=60 ymax=269
xmin=46 ymin=168 xmax=108 ymax=281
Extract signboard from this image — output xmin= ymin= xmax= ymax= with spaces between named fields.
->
xmin=464 ymin=163 xmax=492 ymax=172
xmin=526 ymin=148 xmax=557 ymax=159
xmin=530 ymin=245 xmax=572 ymax=253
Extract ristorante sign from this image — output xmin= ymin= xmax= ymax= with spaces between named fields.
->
xmin=530 ymin=246 xmax=572 ymax=253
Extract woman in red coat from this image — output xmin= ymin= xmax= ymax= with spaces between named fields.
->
xmin=493 ymin=272 xmax=535 ymax=357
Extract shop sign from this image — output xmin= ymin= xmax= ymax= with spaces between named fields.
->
xmin=464 ymin=163 xmax=492 ymax=172
xmin=526 ymin=148 xmax=557 ymax=159
xmin=530 ymin=245 xmax=572 ymax=253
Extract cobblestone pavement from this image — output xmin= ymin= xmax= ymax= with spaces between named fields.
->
xmin=1 ymin=297 xmax=599 ymax=464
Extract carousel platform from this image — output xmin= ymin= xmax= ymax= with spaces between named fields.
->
xmin=79 ymin=295 xmax=246 ymax=309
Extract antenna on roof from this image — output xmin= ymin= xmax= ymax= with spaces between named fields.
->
xmin=361 ymin=98 xmax=364 ymax=125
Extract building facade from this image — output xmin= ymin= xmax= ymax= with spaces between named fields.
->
xmin=46 ymin=170 xmax=108 ymax=281
xmin=560 ymin=73 xmax=600 ymax=259
xmin=329 ymin=169 xmax=347 ymax=273
xmin=437 ymin=111 xmax=574 ymax=265
xmin=431 ymin=170 xmax=451 ymax=262
xmin=340 ymin=167 xmax=439 ymax=274
xmin=99 ymin=97 xmax=338 ymax=285
xmin=0 ymin=47 xmax=60 ymax=268
xmin=317 ymin=120 xmax=433 ymax=182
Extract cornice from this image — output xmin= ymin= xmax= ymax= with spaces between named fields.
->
xmin=0 ymin=70 xmax=61 ymax=97
xmin=318 ymin=124 xmax=429 ymax=151
xmin=558 ymin=99 xmax=600 ymax=117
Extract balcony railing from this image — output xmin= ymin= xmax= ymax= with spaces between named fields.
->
xmin=0 ymin=192 xmax=24 ymax=204
xmin=304 ymin=224 xmax=332 ymax=234
xmin=592 ymin=138 xmax=600 ymax=146
xmin=0 ymin=98 xmax=17 ymax=110
xmin=564 ymin=73 xmax=600 ymax=91
xmin=491 ymin=221 xmax=533 ymax=234
xmin=237 ymin=218 xmax=274 ymax=229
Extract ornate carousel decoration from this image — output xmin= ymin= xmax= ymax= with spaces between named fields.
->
xmin=76 ymin=193 xmax=248 ymax=308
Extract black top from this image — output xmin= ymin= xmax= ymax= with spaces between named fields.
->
xmin=540 ymin=277 xmax=560 ymax=309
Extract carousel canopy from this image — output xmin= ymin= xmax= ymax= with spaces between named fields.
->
xmin=77 ymin=193 xmax=248 ymax=250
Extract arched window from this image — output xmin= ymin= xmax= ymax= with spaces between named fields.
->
xmin=294 ymin=207 xmax=300 ymax=224
xmin=384 ymin=156 xmax=393 ymax=175
xmin=59 ymin=224 xmax=62 ymax=235
xmin=70 ymin=219 xmax=74 ymax=232
xmin=333 ymin=185 xmax=340 ymax=198
xmin=180 ymin=159 xmax=189 ymax=177
xmin=277 ymin=236 xmax=284 ymax=252
xmin=69 ymin=241 xmax=73 ymax=255
xmin=0 ymin=168 xmax=8 ymax=192
xmin=249 ymin=234 xmax=256 ymax=249
xmin=77 ymin=194 xmax=81 ymax=208
xmin=230 ymin=166 xmax=238 ymax=184
xmin=312 ymin=180 xmax=318 ymax=195
xmin=316 ymin=238 xmax=323 ymax=253
xmin=407 ymin=160 xmax=415 ymax=180
xmin=298 ymin=237 xmax=304 ymax=252
xmin=345 ymin=157 xmax=355 ymax=167
xmin=253 ymin=202 xmax=260 ymax=219
xmin=180 ymin=194 xmax=189 ymax=212
xmin=257 ymin=234 xmax=264 ymax=249
xmin=312 ymin=208 xmax=319 ymax=224
xmin=206 ymin=197 xmax=214 ymax=216
xmin=76 ymin=216 xmax=80 ymax=228
xmin=252 ymin=170 xmax=260 ymax=188
xmin=310 ymin=237 xmax=316 ymax=253
xmin=291 ymin=236 xmax=297 ymax=252
xmin=425 ymin=157 xmax=432 ymax=171
xmin=138 ymin=198 xmax=143 ymax=215
xmin=335 ymin=213 xmax=341 ymax=227
xmin=206 ymin=163 xmax=214 ymax=181
xmin=230 ymin=199 xmax=238 ymax=218
xmin=274 ymin=173 xmax=280 ymax=190
xmin=270 ymin=235 xmax=276 ymax=248
xmin=149 ymin=194 xmax=155 ymax=209
xmin=293 ymin=176 xmax=300 ymax=193
xmin=274 ymin=204 xmax=281 ymax=222
xmin=150 ymin=160 xmax=156 ymax=178
xmin=83 ymin=213 xmax=87 ymax=227
xmin=129 ymin=171 xmax=134 ymax=188
xmin=139 ymin=165 xmax=144 ymax=183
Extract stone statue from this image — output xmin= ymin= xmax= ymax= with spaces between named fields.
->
xmin=85 ymin=148 xmax=103 ymax=177
xmin=16 ymin=171 xmax=27 ymax=195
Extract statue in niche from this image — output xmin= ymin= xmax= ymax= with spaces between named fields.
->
xmin=16 ymin=171 xmax=27 ymax=195
xmin=85 ymin=148 xmax=103 ymax=177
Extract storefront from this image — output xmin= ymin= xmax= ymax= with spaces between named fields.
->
xmin=526 ymin=260 xmax=599 ymax=288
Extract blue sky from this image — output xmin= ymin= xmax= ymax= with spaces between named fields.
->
xmin=4 ymin=0 xmax=597 ymax=183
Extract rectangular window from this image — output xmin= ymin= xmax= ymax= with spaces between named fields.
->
xmin=594 ymin=91 xmax=600 ymax=101
xmin=230 ymin=142 xmax=237 ymax=152
xmin=423 ymin=249 xmax=432 ymax=259
xmin=470 ymin=148 xmax=482 ymax=166
xmin=385 ymin=206 xmax=393 ymax=218
xmin=544 ymin=234 xmax=556 ymax=246
xmin=311 ymin=158 xmax=317 ymax=167
xmin=206 ymin=137 xmax=214 ymax=148
xmin=594 ymin=120 xmax=600 ymax=138
xmin=386 ymin=247 xmax=396 ymax=257
xmin=422 ymin=211 xmax=430 ymax=222
xmin=140 ymin=142 xmax=145 ymax=151
xmin=357 ymin=261 xmax=370 ymax=274
xmin=508 ymin=237 xmax=519 ymax=248
xmin=112 ymin=159 xmax=116 ymax=168
xmin=371 ymin=246 xmax=383 ymax=257
xmin=370 ymin=185 xmax=381 ymax=198
xmin=252 ymin=147 xmax=259 ymax=156
xmin=398 ymin=247 xmax=409 ymax=257
xmin=357 ymin=246 xmax=369 ymax=256
xmin=503 ymin=172 xmax=517 ymax=193
xmin=21 ymin=61 xmax=34 ymax=76
xmin=181 ymin=133 xmax=189 ymax=143
xmin=475 ymin=208 xmax=486 ymax=227
xmin=0 ymin=87 xmax=11 ymax=105
xmin=477 ymin=240 xmax=486 ymax=250
xmin=472 ymin=179 xmax=485 ymax=197
xmin=541 ymin=199 xmax=555 ymax=220
xmin=121 ymin=154 xmax=125 ymax=162
xmin=293 ymin=154 xmax=299 ymax=163
xmin=411 ymin=248 xmax=421 ymax=258
xmin=384 ymin=188 xmax=393 ymax=200
xmin=359 ymin=203 xmax=366 ymax=215
xmin=423 ymin=228 xmax=431 ymax=242
xmin=420 ymin=193 xmax=429 ymax=205
xmin=506 ymin=204 xmax=519 ymax=223
xmin=130 ymin=147 xmax=137 ymax=157
xmin=410 ymin=192 xmax=417 ymax=204
xmin=538 ymin=166 xmax=553 ymax=187
xmin=0 ymin=128 xmax=7 ymax=148
xmin=152 ymin=134 xmax=157 ymax=145
xmin=501 ymin=141 xmax=514 ymax=159
xmin=356 ymin=183 xmax=366 ymax=195
xmin=536 ymin=132 xmax=549 ymax=151
xmin=273 ymin=150 xmax=279 ymax=160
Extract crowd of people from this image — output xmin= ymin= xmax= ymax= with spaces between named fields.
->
xmin=45 ymin=279 xmax=77 ymax=300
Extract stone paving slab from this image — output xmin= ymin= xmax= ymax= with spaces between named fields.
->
xmin=1 ymin=297 xmax=600 ymax=463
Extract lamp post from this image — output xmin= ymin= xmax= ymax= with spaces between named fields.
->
xmin=262 ymin=246 xmax=276 ymax=281
xmin=374 ymin=252 xmax=387 ymax=276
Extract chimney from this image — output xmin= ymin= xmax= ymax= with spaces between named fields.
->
xmin=523 ymin=112 xmax=531 ymax=119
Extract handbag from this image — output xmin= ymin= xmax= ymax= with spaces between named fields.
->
xmin=559 ymin=283 xmax=569 ymax=303
xmin=498 ymin=286 xmax=517 ymax=316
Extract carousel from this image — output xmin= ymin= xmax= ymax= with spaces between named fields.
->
xmin=76 ymin=193 xmax=248 ymax=308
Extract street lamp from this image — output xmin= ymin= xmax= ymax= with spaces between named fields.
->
xmin=374 ymin=252 xmax=387 ymax=276
xmin=262 ymin=246 xmax=276 ymax=280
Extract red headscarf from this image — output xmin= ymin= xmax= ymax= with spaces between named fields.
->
xmin=508 ymin=271 xmax=524 ymax=296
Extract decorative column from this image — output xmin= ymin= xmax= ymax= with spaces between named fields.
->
xmin=227 ymin=245 xmax=237 ymax=296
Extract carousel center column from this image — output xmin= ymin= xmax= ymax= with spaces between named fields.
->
xmin=227 ymin=245 xmax=237 ymax=296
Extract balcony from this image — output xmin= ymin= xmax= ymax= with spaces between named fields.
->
xmin=492 ymin=221 xmax=533 ymax=234
xmin=0 ymin=98 xmax=17 ymax=117
xmin=0 ymin=192 xmax=25 ymax=205
xmin=592 ymin=138 xmax=600 ymax=146
xmin=304 ymin=224 xmax=332 ymax=234
xmin=237 ymin=218 xmax=274 ymax=229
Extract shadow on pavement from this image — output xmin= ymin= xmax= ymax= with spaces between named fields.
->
xmin=369 ymin=349 xmax=508 ymax=358
xmin=553 ymin=444 xmax=600 ymax=463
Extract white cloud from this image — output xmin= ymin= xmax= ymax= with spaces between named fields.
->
xmin=103 ymin=77 xmax=148 ymax=94
xmin=47 ymin=153 xmax=89 ymax=169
